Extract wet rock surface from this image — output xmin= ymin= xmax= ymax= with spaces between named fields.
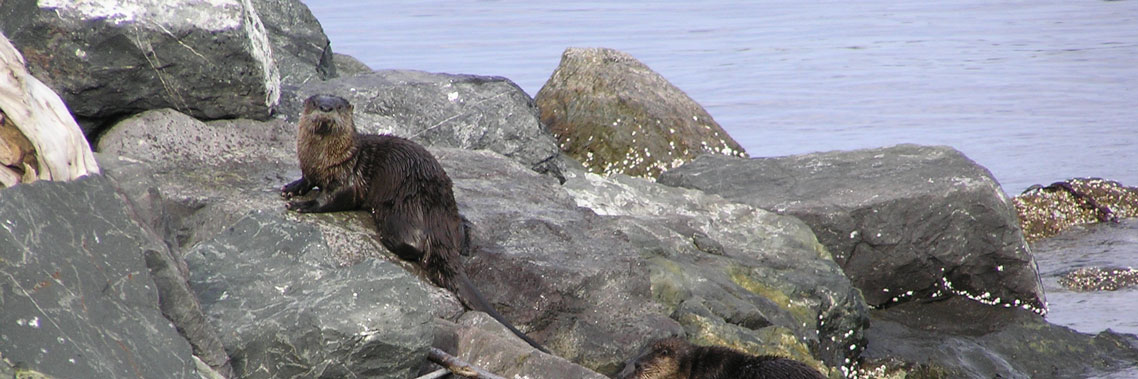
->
xmin=0 ymin=0 xmax=280 ymax=127
xmin=0 ymin=176 xmax=198 ymax=378
xmin=659 ymin=144 xmax=1045 ymax=313
xmin=535 ymin=47 xmax=747 ymax=179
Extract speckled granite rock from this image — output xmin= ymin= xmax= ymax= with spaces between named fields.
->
xmin=535 ymin=47 xmax=747 ymax=178
xmin=1014 ymin=178 xmax=1138 ymax=242
xmin=0 ymin=176 xmax=198 ymax=378
xmin=0 ymin=0 xmax=280 ymax=128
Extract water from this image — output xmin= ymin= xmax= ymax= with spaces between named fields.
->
xmin=305 ymin=0 xmax=1138 ymax=195
xmin=302 ymin=0 xmax=1138 ymax=338
xmin=1034 ymin=219 xmax=1138 ymax=337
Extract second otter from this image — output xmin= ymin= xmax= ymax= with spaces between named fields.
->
xmin=282 ymin=94 xmax=547 ymax=353
xmin=616 ymin=337 xmax=826 ymax=379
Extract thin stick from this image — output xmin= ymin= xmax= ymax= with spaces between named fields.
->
xmin=426 ymin=347 xmax=506 ymax=379
xmin=414 ymin=368 xmax=451 ymax=379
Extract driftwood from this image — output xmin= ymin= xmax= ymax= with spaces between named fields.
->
xmin=424 ymin=347 xmax=505 ymax=379
xmin=0 ymin=31 xmax=99 ymax=187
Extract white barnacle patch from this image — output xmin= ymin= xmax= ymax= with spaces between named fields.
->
xmin=447 ymin=92 xmax=459 ymax=102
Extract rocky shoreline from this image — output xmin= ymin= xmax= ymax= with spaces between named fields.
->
xmin=2 ymin=1 xmax=1137 ymax=378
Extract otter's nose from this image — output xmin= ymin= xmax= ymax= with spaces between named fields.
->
xmin=319 ymin=104 xmax=333 ymax=112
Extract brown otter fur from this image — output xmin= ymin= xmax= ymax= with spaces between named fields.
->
xmin=616 ymin=337 xmax=826 ymax=379
xmin=281 ymin=94 xmax=546 ymax=353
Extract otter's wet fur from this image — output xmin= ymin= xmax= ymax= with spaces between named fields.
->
xmin=616 ymin=337 xmax=826 ymax=379
xmin=282 ymin=94 xmax=547 ymax=353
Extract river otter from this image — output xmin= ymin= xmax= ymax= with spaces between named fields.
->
xmin=616 ymin=337 xmax=826 ymax=379
xmin=281 ymin=94 xmax=547 ymax=353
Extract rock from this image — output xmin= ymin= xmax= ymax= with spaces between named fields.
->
xmin=559 ymin=168 xmax=866 ymax=374
xmin=658 ymin=144 xmax=1046 ymax=314
xmin=0 ymin=176 xmax=198 ymax=378
xmin=291 ymin=70 xmax=566 ymax=180
xmin=0 ymin=32 xmax=98 ymax=187
xmin=448 ymin=154 xmax=865 ymax=375
xmin=333 ymin=53 xmax=373 ymax=77
xmin=431 ymin=313 xmax=608 ymax=378
xmin=250 ymin=0 xmax=336 ymax=88
xmin=1014 ymin=178 xmax=1138 ymax=242
xmin=184 ymin=212 xmax=437 ymax=378
xmin=535 ymin=47 xmax=747 ymax=178
xmin=863 ymin=298 xmax=1138 ymax=379
xmin=0 ymin=0 xmax=280 ymax=127
xmin=1059 ymin=267 xmax=1138 ymax=291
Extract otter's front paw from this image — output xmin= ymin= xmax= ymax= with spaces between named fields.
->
xmin=281 ymin=178 xmax=312 ymax=199
xmin=286 ymin=199 xmax=319 ymax=213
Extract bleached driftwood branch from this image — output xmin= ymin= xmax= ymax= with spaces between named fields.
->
xmin=0 ymin=31 xmax=99 ymax=188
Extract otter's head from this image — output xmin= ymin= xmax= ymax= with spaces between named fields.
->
xmin=615 ymin=337 xmax=692 ymax=379
xmin=300 ymin=94 xmax=355 ymax=136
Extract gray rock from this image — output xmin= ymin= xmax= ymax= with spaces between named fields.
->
xmin=659 ymin=144 xmax=1046 ymax=314
xmin=250 ymin=0 xmax=335 ymax=88
xmin=863 ymin=298 xmax=1138 ymax=379
xmin=559 ymin=168 xmax=866 ymax=373
xmin=185 ymin=211 xmax=436 ymax=378
xmin=333 ymin=53 xmax=373 ymax=77
xmin=0 ymin=175 xmax=198 ymax=378
xmin=0 ymin=0 xmax=280 ymax=125
xmin=535 ymin=47 xmax=747 ymax=179
xmin=431 ymin=313 xmax=608 ymax=378
xmin=290 ymin=70 xmax=565 ymax=180
xmin=444 ymin=152 xmax=862 ymax=375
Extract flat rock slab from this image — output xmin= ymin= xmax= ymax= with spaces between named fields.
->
xmin=0 ymin=176 xmax=197 ymax=378
xmin=659 ymin=144 xmax=1045 ymax=313
xmin=0 ymin=0 xmax=280 ymax=123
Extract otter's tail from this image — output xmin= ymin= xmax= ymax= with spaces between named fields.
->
xmin=454 ymin=271 xmax=551 ymax=354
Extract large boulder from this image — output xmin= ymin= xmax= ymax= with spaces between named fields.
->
xmin=0 ymin=0 xmax=280 ymax=128
xmin=863 ymin=298 xmax=1138 ymax=378
xmin=1 ymin=32 xmax=98 ymax=187
xmin=659 ymin=144 xmax=1046 ymax=314
xmin=446 ymin=150 xmax=865 ymax=375
xmin=289 ymin=70 xmax=566 ymax=180
xmin=250 ymin=0 xmax=336 ymax=88
xmin=0 ymin=176 xmax=198 ymax=378
xmin=535 ymin=47 xmax=747 ymax=179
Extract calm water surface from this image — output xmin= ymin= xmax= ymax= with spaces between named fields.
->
xmin=303 ymin=0 xmax=1138 ymax=337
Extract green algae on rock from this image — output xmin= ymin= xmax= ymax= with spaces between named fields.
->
xmin=535 ymin=47 xmax=747 ymax=179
